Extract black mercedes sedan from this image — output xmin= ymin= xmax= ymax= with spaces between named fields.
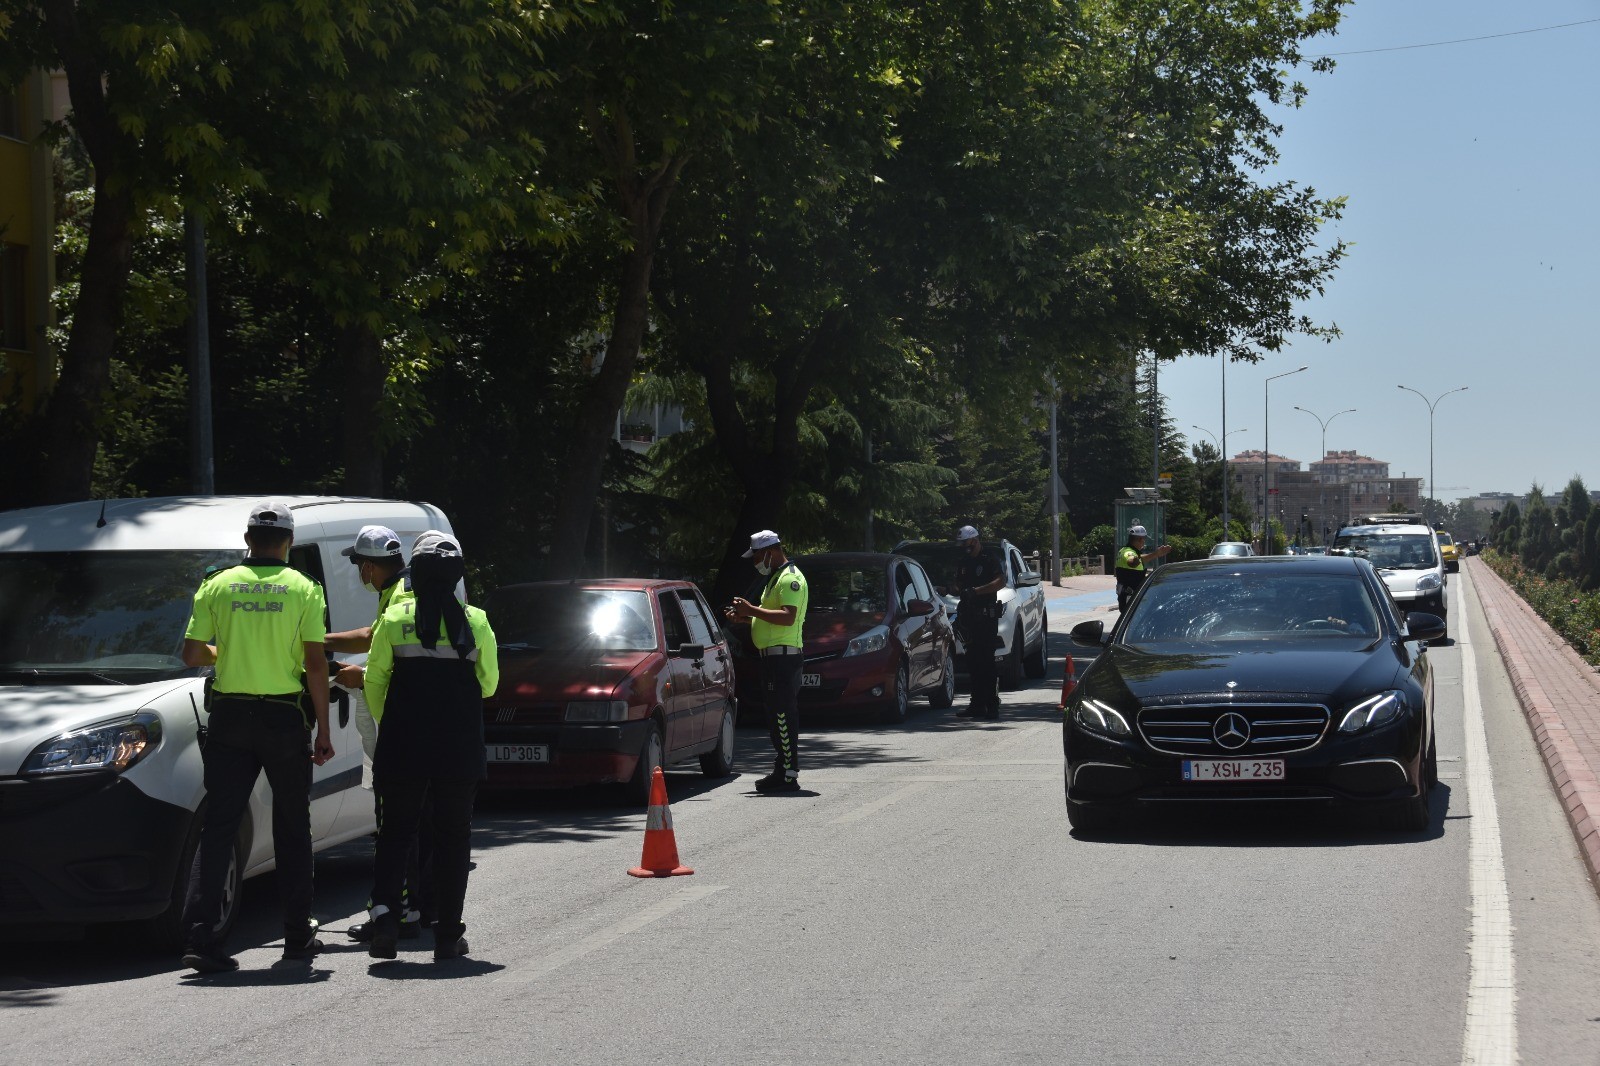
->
xmin=1062 ymin=556 xmax=1443 ymax=834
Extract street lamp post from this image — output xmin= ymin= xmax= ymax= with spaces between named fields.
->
xmin=1193 ymin=424 xmax=1248 ymax=539
xmin=1263 ymin=365 xmax=1309 ymax=551
xmin=1294 ymin=405 xmax=1355 ymax=544
xmin=1397 ymin=384 xmax=1468 ymax=515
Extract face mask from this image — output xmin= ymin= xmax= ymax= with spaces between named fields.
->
xmin=754 ymin=557 xmax=772 ymax=577
xmin=360 ymin=565 xmax=377 ymax=593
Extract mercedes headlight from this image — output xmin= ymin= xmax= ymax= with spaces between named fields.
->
xmin=21 ymin=712 xmax=164 ymax=775
xmin=1338 ymin=690 xmax=1406 ymax=734
xmin=565 ymin=700 xmax=628 ymax=722
xmin=844 ymin=625 xmax=890 ymax=658
xmin=1073 ymin=698 xmax=1132 ymax=737
xmin=1416 ymin=573 xmax=1442 ymax=592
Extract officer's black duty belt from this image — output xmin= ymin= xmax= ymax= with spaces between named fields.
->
xmin=759 ymin=646 xmax=803 ymax=656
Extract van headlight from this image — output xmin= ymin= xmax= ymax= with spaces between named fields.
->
xmin=844 ymin=625 xmax=890 ymax=657
xmin=1073 ymin=698 xmax=1132 ymax=737
xmin=1338 ymin=691 xmax=1406 ymax=734
xmin=1416 ymin=573 xmax=1442 ymax=592
xmin=21 ymin=712 xmax=164 ymax=775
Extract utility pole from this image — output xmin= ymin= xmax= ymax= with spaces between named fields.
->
xmin=1049 ymin=379 xmax=1061 ymax=586
xmin=185 ymin=207 xmax=214 ymax=494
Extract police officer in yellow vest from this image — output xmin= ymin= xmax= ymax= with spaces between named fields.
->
xmin=1114 ymin=523 xmax=1172 ymax=612
xmin=726 ymin=530 xmax=809 ymax=794
xmin=324 ymin=526 xmax=432 ymax=943
xmin=178 ymin=500 xmax=332 ymax=973
xmin=364 ymin=531 xmax=499 ymax=961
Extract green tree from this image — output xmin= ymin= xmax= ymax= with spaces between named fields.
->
xmin=1520 ymin=486 xmax=1556 ymax=574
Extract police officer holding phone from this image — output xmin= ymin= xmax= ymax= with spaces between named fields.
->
xmin=178 ymin=500 xmax=331 ymax=973
xmin=726 ymin=530 xmax=809 ymax=793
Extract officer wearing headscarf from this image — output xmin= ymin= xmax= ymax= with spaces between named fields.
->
xmin=363 ymin=531 xmax=499 ymax=961
xmin=953 ymin=524 xmax=1006 ymax=720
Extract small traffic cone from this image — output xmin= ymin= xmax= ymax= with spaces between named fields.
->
xmin=1058 ymin=654 xmax=1077 ymax=709
xmin=628 ymin=766 xmax=694 ymax=878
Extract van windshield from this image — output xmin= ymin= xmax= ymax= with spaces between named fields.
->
xmin=1331 ymin=532 xmax=1438 ymax=570
xmin=0 ymin=550 xmax=240 ymax=684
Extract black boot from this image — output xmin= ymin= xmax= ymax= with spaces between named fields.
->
xmin=368 ymin=912 xmax=401 ymax=960
xmin=433 ymin=923 xmax=469 ymax=961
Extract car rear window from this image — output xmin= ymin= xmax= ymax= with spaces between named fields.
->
xmin=1331 ymin=531 xmax=1438 ymax=570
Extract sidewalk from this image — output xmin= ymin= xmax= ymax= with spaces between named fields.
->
xmin=1468 ymin=556 xmax=1600 ymax=889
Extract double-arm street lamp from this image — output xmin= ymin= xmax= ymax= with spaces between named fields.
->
xmin=1193 ymin=424 xmax=1249 ymax=539
xmin=1396 ymin=384 xmax=1468 ymax=509
xmin=1294 ymin=405 xmax=1355 ymax=544
xmin=1262 ymin=365 xmax=1309 ymax=545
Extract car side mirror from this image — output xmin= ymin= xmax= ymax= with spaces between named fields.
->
xmin=1404 ymin=613 xmax=1446 ymax=644
xmin=1070 ymin=620 xmax=1106 ymax=646
xmin=906 ymin=599 xmax=936 ymax=617
xmin=1016 ymin=570 xmax=1042 ymax=588
xmin=673 ymin=643 xmax=705 ymax=661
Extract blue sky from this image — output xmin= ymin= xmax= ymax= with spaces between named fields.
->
xmin=1157 ymin=2 xmax=1600 ymax=503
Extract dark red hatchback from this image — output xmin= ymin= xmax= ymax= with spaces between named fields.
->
xmin=481 ymin=579 xmax=737 ymax=803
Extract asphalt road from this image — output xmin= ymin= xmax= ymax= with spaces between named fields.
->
xmin=5 ymin=571 xmax=1600 ymax=1064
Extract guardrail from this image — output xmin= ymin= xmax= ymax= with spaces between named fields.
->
xmin=1026 ymin=551 xmax=1106 ymax=582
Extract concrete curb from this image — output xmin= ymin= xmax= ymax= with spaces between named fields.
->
xmin=1467 ymin=557 xmax=1600 ymax=889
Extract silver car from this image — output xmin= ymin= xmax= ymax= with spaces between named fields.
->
xmin=1209 ymin=541 xmax=1255 ymax=558
xmin=893 ymin=539 xmax=1049 ymax=689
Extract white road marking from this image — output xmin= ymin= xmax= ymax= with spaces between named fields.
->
xmin=829 ymin=781 xmax=933 ymax=825
xmin=1459 ymin=574 xmax=1518 ymax=1065
xmin=498 ymin=883 xmax=727 ymax=986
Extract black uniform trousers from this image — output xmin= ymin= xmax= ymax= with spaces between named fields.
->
xmin=760 ymin=651 xmax=803 ymax=778
xmin=372 ymin=775 xmax=476 ymax=944
xmin=182 ymin=697 xmax=314 ymax=949
xmin=964 ymin=613 xmax=1001 ymax=716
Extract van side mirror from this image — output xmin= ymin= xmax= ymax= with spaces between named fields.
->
xmin=905 ymin=599 xmax=936 ymax=617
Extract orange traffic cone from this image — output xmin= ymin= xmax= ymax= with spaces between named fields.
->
xmin=628 ymin=766 xmax=694 ymax=878
xmin=1058 ymin=654 xmax=1077 ymax=709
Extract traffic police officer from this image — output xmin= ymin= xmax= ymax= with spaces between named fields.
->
xmin=726 ymin=530 xmax=809 ymax=793
xmin=179 ymin=500 xmax=332 ymax=973
xmin=324 ymin=526 xmax=432 ymax=942
xmin=1114 ymin=523 xmax=1172 ymax=612
xmin=953 ymin=525 xmax=1006 ymax=720
xmin=364 ymin=531 xmax=499 ymax=962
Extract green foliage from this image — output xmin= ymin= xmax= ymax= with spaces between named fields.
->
xmin=1485 ymin=550 xmax=1600 ymax=668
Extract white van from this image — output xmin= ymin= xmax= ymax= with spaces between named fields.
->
xmin=1331 ymin=521 xmax=1448 ymax=639
xmin=0 ymin=495 xmax=454 ymax=945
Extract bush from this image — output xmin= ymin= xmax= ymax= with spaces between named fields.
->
xmin=1485 ymin=550 xmax=1600 ymax=667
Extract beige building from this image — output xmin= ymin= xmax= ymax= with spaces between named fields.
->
xmin=1230 ymin=448 xmax=1422 ymax=543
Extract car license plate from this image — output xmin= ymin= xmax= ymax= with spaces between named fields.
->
xmin=1182 ymin=759 xmax=1285 ymax=781
xmin=487 ymin=744 xmax=549 ymax=763
xmin=801 ymin=673 xmax=822 ymax=688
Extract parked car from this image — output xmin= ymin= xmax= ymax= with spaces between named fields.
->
xmin=1331 ymin=520 xmax=1447 ymax=640
xmin=1304 ymin=546 xmax=1328 ymax=556
xmin=1436 ymin=531 xmax=1460 ymax=573
xmin=0 ymin=495 xmax=450 ymax=946
xmin=1209 ymin=542 xmax=1255 ymax=558
xmin=894 ymin=539 xmax=1047 ymax=688
xmin=1062 ymin=555 xmax=1441 ymax=835
xmin=729 ymin=553 xmax=956 ymax=724
xmin=481 ymin=579 xmax=736 ymax=803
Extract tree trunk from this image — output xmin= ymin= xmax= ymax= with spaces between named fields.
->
xmin=546 ymin=148 xmax=686 ymax=576
xmin=34 ymin=0 xmax=137 ymax=503
xmin=338 ymin=323 xmax=386 ymax=496
xmin=37 ymin=178 xmax=134 ymax=502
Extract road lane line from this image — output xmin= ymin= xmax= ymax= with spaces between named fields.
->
xmin=829 ymin=781 xmax=933 ymax=825
xmin=1459 ymin=575 xmax=1518 ymax=1066
xmin=498 ymin=883 xmax=727 ymax=986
